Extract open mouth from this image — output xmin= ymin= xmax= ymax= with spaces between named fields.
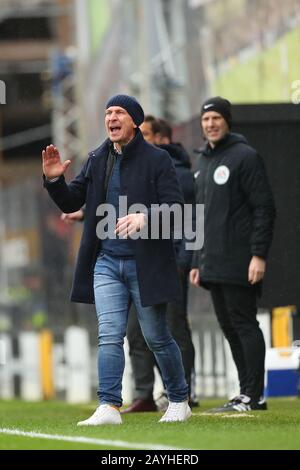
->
xmin=110 ymin=126 xmax=121 ymax=135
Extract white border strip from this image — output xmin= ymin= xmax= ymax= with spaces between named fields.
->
xmin=0 ymin=428 xmax=183 ymax=450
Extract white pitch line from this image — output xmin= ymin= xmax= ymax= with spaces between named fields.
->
xmin=220 ymin=414 xmax=256 ymax=419
xmin=194 ymin=412 xmax=256 ymax=418
xmin=0 ymin=428 xmax=183 ymax=450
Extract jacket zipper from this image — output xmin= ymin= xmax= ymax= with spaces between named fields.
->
xmin=204 ymin=157 xmax=214 ymax=202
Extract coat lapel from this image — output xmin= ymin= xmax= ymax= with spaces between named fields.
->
xmin=90 ymin=139 xmax=110 ymax=206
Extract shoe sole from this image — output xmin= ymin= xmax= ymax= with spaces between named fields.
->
xmin=77 ymin=420 xmax=122 ymax=426
xmin=206 ymin=407 xmax=267 ymax=414
xmin=159 ymin=410 xmax=192 ymax=423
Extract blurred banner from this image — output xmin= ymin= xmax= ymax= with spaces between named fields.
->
xmin=187 ymin=0 xmax=300 ymax=104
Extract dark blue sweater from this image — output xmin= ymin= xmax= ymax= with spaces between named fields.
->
xmin=101 ymin=151 xmax=134 ymax=257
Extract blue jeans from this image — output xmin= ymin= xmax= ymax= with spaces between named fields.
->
xmin=94 ymin=253 xmax=188 ymax=407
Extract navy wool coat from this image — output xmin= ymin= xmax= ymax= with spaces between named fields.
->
xmin=44 ymin=129 xmax=184 ymax=307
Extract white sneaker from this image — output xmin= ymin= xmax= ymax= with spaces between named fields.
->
xmin=77 ymin=404 xmax=122 ymax=426
xmin=159 ymin=400 xmax=192 ymax=423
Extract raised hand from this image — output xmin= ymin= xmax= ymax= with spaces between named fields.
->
xmin=42 ymin=144 xmax=71 ymax=179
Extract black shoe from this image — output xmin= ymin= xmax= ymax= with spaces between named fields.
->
xmin=121 ymin=399 xmax=157 ymax=414
xmin=208 ymin=395 xmax=267 ymax=413
xmin=189 ymin=399 xmax=200 ymax=408
xmin=249 ymin=399 xmax=267 ymax=411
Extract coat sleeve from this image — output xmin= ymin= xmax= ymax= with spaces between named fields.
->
xmin=146 ymin=151 xmax=184 ymax=233
xmin=155 ymin=150 xmax=184 ymax=205
xmin=191 ymin=248 xmax=201 ymax=270
xmin=176 ymin=170 xmax=196 ymax=270
xmin=239 ymin=151 xmax=276 ymax=259
xmin=190 ymin=167 xmax=202 ymax=271
xmin=43 ymin=157 xmax=91 ymax=213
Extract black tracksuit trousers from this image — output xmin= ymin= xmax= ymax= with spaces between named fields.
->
xmin=210 ymin=283 xmax=266 ymax=402
xmin=127 ymin=268 xmax=195 ymax=400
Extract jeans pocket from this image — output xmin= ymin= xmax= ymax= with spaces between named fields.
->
xmin=95 ymin=252 xmax=105 ymax=269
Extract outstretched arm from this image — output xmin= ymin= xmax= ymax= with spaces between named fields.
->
xmin=42 ymin=145 xmax=90 ymax=213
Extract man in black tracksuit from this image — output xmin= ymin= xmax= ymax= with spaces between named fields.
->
xmin=190 ymin=97 xmax=276 ymax=412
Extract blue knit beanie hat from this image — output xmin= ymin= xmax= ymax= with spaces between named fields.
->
xmin=106 ymin=94 xmax=144 ymax=126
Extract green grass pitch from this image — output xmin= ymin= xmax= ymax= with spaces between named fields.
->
xmin=1 ymin=398 xmax=300 ymax=450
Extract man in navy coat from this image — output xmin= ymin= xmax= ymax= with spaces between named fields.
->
xmin=42 ymin=94 xmax=191 ymax=425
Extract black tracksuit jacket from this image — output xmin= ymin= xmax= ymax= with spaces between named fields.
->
xmin=192 ymin=132 xmax=276 ymax=287
xmin=159 ymin=143 xmax=195 ymax=271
